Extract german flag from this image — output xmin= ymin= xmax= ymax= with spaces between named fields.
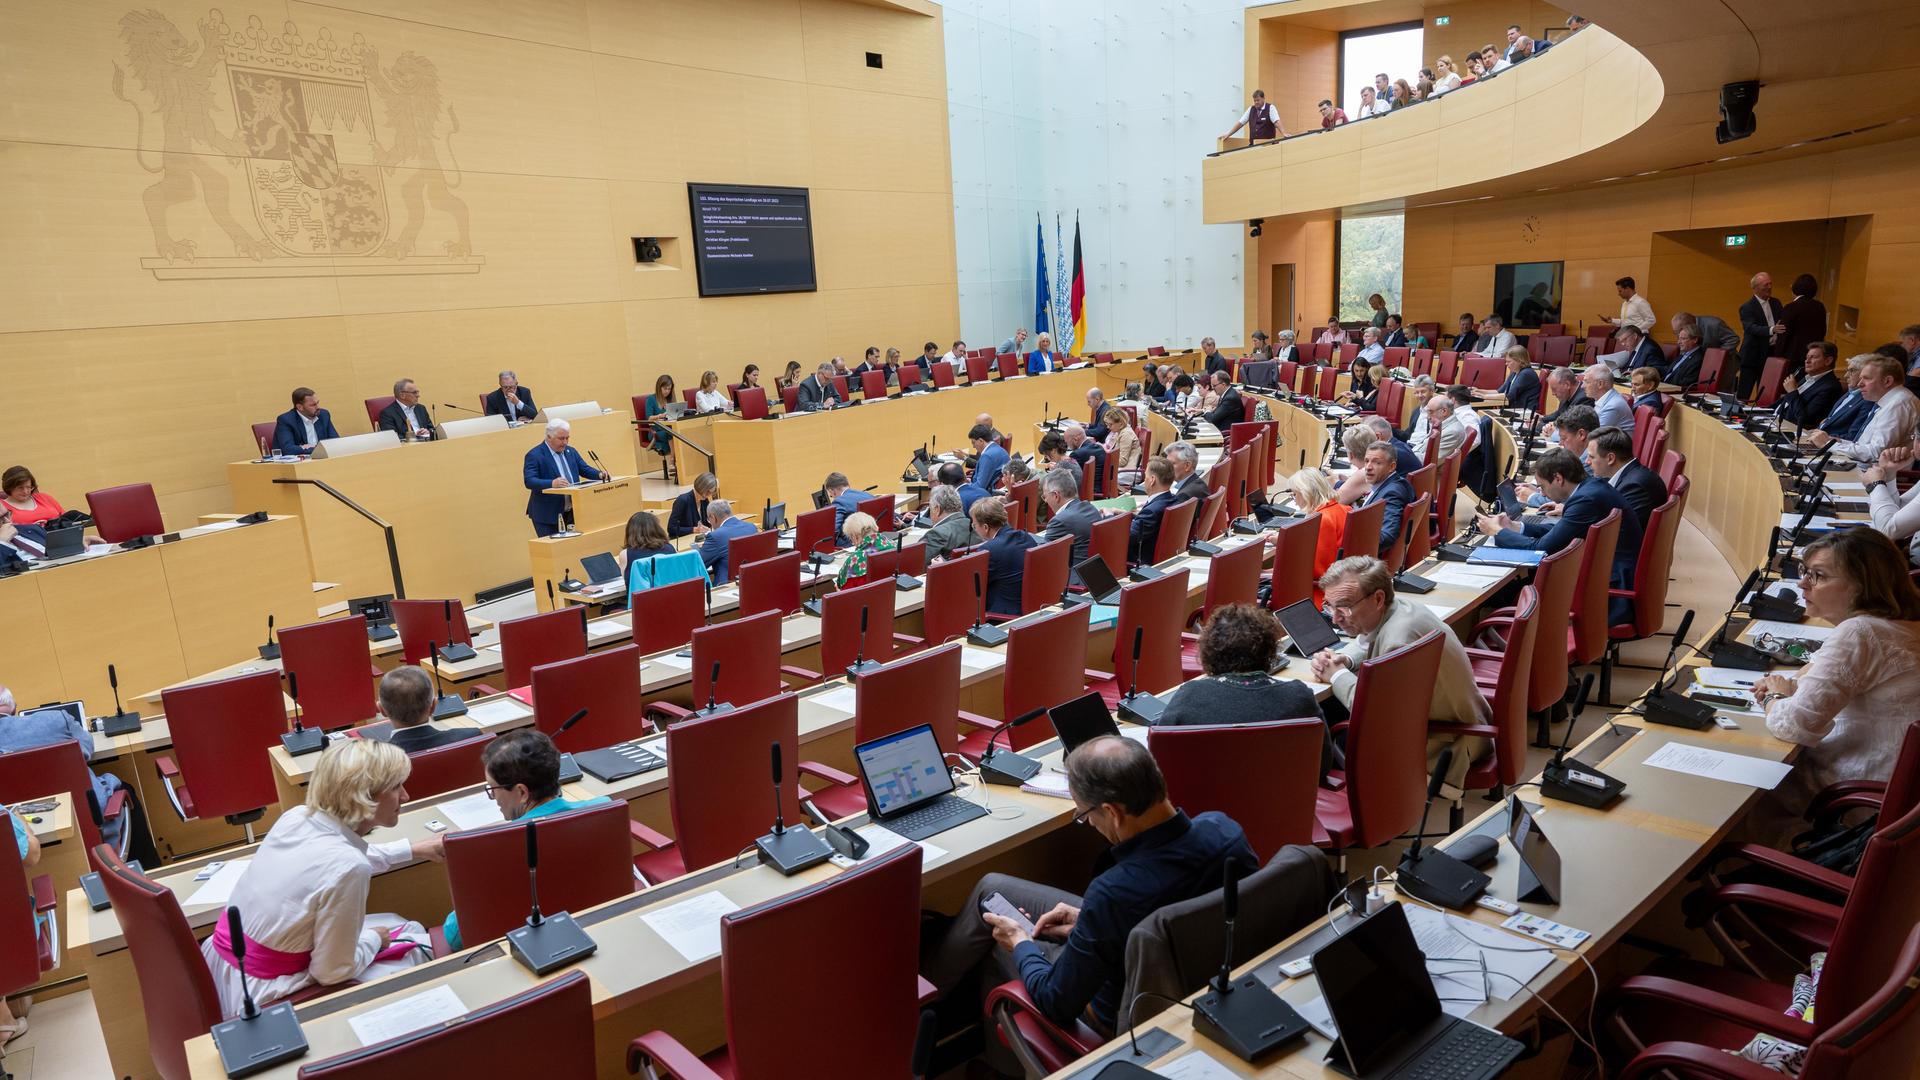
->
xmin=1068 ymin=215 xmax=1087 ymax=354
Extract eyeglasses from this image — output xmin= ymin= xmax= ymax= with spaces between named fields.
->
xmin=1071 ymin=804 xmax=1099 ymax=827
xmin=1800 ymin=566 xmax=1838 ymax=585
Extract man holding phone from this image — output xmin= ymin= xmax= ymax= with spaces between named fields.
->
xmin=921 ymin=737 xmax=1253 ymax=1046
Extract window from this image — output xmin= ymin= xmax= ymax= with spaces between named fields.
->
xmin=1493 ymin=262 xmax=1564 ymax=329
xmin=1339 ymin=22 xmax=1424 ymax=116
xmin=1337 ymin=214 xmax=1404 ymax=324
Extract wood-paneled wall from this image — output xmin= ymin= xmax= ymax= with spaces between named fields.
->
xmin=0 ymin=0 xmax=956 ymax=527
xmin=1398 ymin=136 xmax=1920 ymax=350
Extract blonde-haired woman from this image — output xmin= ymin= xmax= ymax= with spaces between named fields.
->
xmin=1290 ymin=468 xmax=1350 ymax=607
xmin=1027 ymin=332 xmax=1061 ymax=375
xmin=836 ymin=511 xmax=897 ymax=588
xmin=201 ymin=740 xmax=442 ymax=1018
xmin=1102 ymin=406 xmax=1143 ymax=487
xmin=694 ymin=370 xmax=731 ymax=413
xmin=1432 ymin=56 xmax=1462 ymax=93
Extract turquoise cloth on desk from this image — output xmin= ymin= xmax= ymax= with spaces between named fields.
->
xmin=440 ymin=794 xmax=612 ymax=952
xmin=1088 ymin=603 xmax=1120 ymax=627
xmin=628 ymin=549 xmax=706 ymax=594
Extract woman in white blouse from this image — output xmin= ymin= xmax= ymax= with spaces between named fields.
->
xmin=1432 ymin=56 xmax=1462 ymax=93
xmin=693 ymin=370 xmax=731 ymax=413
xmin=201 ymin=740 xmax=444 ymax=1018
xmin=1863 ymin=437 xmax=1920 ymax=564
xmin=1752 ymin=528 xmax=1920 ymax=840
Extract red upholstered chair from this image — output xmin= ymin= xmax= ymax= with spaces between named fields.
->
xmin=1074 ymin=456 xmax=1095 ymax=501
xmin=1459 ymin=356 xmax=1505 ymax=390
xmin=1385 ymin=493 xmax=1431 ymax=574
xmin=1367 ymin=378 xmax=1405 ymax=422
xmin=1695 ymin=348 xmax=1728 ymax=392
xmin=631 ymin=577 xmax=705 ymax=654
xmin=722 ymin=528 xmax=776 ymax=584
xmin=1600 ymin=478 xmax=1688 ymax=703
xmin=1016 ymin=535 xmax=1072 ymax=615
xmin=1658 ymin=449 xmax=1687 ymax=490
xmin=737 ymin=386 xmax=769 ymax=420
xmin=1277 ymin=359 xmax=1299 ymax=389
xmin=0 ymin=741 xmax=130 ymax=869
xmin=628 ymin=845 xmax=926 ymax=1080
xmin=1265 ymin=512 xmax=1322 ymax=612
xmin=1383 ymin=346 xmax=1409 ymax=369
xmin=1568 ymin=508 xmax=1621 ymax=668
xmin=400 ymin=734 xmax=493 ymax=799
xmin=1148 ymin=345 xmax=1168 ymax=356
xmin=1752 ymin=355 xmax=1789 ymax=406
xmin=156 ymin=670 xmax=286 ymax=840
xmin=1442 ymin=586 xmax=1536 ymax=825
xmin=1405 ymin=462 xmax=1437 ymax=513
xmin=363 ymin=395 xmax=395 ymax=428
xmin=779 ymin=384 xmax=800 ymax=413
xmin=898 ymin=363 xmax=923 ymax=391
xmin=86 ymin=482 xmax=164 ymax=542
xmin=498 ymin=608 xmax=588 ymax=690
xmin=737 ymin=550 xmax=802 ymax=618
xmin=682 ymin=389 xmax=700 ymax=409
xmin=1151 ymin=498 xmax=1199 ymax=565
xmin=1194 ymin=488 xmax=1228 ymax=543
xmin=924 ymin=549 xmax=989 ymax=643
xmin=1632 ymin=409 xmax=1663 ymax=465
xmin=1225 ymin=446 xmax=1251 ymax=518
xmin=1641 ymin=425 xmax=1670 ymax=472
xmin=531 ymin=645 xmax=645 ymax=753
xmin=1193 ymin=534 xmax=1265 ymax=623
xmin=997 ymin=353 xmax=1020 ymax=379
xmin=830 ymin=374 xmax=851 ymax=400
xmin=1088 ymin=512 xmax=1130 ymax=580
xmin=279 ymin=614 xmax=378 ymax=731
xmin=1434 ymin=352 xmax=1458 ymax=384
xmin=300 ymin=970 xmax=596 ymax=1078
xmin=841 ymin=546 xmax=901 ymax=589
xmin=0 ymin=809 xmax=52 ymax=984
xmin=897 ymin=542 xmax=927 ymax=577
xmin=442 ymin=802 xmax=633 ymax=947
xmin=1429 ymin=450 xmax=1464 ymax=544
xmin=250 ymin=421 xmax=277 ymax=457
xmin=391 ymin=599 xmax=473 ymax=666
xmin=1539 ymin=337 xmax=1576 ymax=366
xmin=1007 ymin=479 xmax=1039 ymax=524
xmin=1315 ymin=630 xmax=1446 ymax=854
xmin=854 ymin=494 xmax=896 ymax=532
xmin=630 ymin=694 xmax=857 ymax=885
xmin=1404 ymin=493 xmax=1435 ymax=568
xmin=93 ymin=846 xmax=224 ymax=1080
xmin=1339 ymin=498 xmax=1384 ymax=561
xmin=1312 ymin=366 xmax=1339 ymax=401
xmin=1306 ymin=345 xmax=1328 ymax=365
xmin=997 ymin=605 xmax=1092 ymax=750
xmin=807 ymin=644 xmax=991 ymax=822
xmin=1086 ymin=570 xmax=1197 ymax=706
xmin=1470 ymin=538 xmax=1579 ymax=738
xmin=966 ymin=355 xmax=991 ymax=383
xmin=646 ymin=610 xmax=788 ymax=728
xmin=860 ymin=369 xmax=887 ymax=401
xmin=1151 ymin=720 xmax=1326 ymax=857
xmin=932 ymin=360 xmax=957 ymax=388
xmin=1337 ymin=343 xmax=1358 ymax=368
xmin=1409 ymin=350 xmax=1433 ymax=378
xmin=810 ymin=578 xmax=913 ymax=676
xmin=792 ymin=505 xmax=837 ymax=565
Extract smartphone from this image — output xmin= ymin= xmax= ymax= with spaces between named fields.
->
xmin=981 ymin=892 xmax=1037 ymax=937
xmin=424 ymin=819 xmax=448 ymax=833
xmin=80 ymin=872 xmax=112 ymax=911
xmin=193 ymin=861 xmax=227 ymax=882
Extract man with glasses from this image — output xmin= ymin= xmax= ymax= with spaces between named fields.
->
xmin=0 ymin=506 xmax=47 ymax=570
xmin=438 ymin=730 xmax=609 ymax=952
xmin=922 ymin=736 xmax=1254 ymax=1045
xmin=377 ymin=377 xmax=440 ymax=441
xmin=1309 ymin=556 xmax=1489 ymax=791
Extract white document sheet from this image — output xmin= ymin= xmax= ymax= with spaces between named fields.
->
xmin=640 ymin=891 xmax=743 ymax=962
xmin=185 ymin=859 xmax=250 ymax=907
xmin=1691 ymin=667 xmax=1765 ymax=693
xmin=1746 ymin=619 xmax=1837 ymax=643
xmin=1020 ymin=772 xmax=1072 ymax=799
xmin=467 ymin=698 xmax=530 ymax=725
xmin=960 ymin=646 xmax=1004 ymax=672
xmin=347 ymin=984 xmax=466 ymax=1046
xmin=1642 ymin=742 xmax=1793 ymax=789
xmin=648 ymin=652 xmax=694 ymax=673
xmin=807 ymin=685 xmax=858 ymax=716
xmin=585 ymin=620 xmax=626 ymax=641
xmin=1402 ymin=904 xmax=1553 ymax=1014
xmin=1154 ymin=1050 xmax=1243 ymax=1080
xmin=439 ymin=791 xmax=505 ymax=831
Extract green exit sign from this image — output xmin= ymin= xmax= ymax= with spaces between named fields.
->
xmin=1435 ymin=15 xmax=1451 ymax=25
xmin=1725 ymin=233 xmax=1749 ymax=248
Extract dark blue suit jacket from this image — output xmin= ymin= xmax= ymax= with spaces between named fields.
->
xmin=1129 ymin=491 xmax=1179 ymax=564
xmin=1820 ymin=390 xmax=1874 ymax=440
xmin=1666 ymin=347 xmax=1707 ymax=390
xmin=1611 ymin=461 xmax=1668 ymax=531
xmin=272 ymin=408 xmax=340 ymax=455
xmin=1027 ymin=350 xmax=1062 ymax=375
xmin=485 ymin=386 xmax=537 ymax=421
xmin=0 ymin=524 xmax=48 ymax=567
xmin=957 ymin=481 xmax=990 ymax=515
xmin=699 ymin=516 xmax=758 ymax=581
xmin=1496 ymin=476 xmax=1643 ymax=583
xmin=831 ymin=489 xmax=865 ymax=546
xmin=1361 ymin=472 xmax=1414 ymax=557
xmin=1390 ymin=441 xmax=1422 ymax=477
xmin=1498 ymin=368 xmax=1541 ymax=412
xmin=974 ymin=442 xmax=1010 ymax=491
xmin=1623 ymin=336 xmax=1668 ymax=378
xmin=1778 ymin=372 xmax=1843 ymax=431
xmin=667 ymin=491 xmax=709 ymax=539
xmin=522 ymin=443 xmax=605 ymax=525
xmin=983 ymin=529 xmax=1038 ymax=615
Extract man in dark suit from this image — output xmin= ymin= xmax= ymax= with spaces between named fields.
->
xmin=1200 ymin=337 xmax=1229 ymax=378
xmin=1588 ymin=427 xmax=1667 ymax=531
xmin=1040 ymin=469 xmax=1098 ymax=580
xmin=1737 ymin=271 xmax=1786 ymax=398
xmin=378 ymin=667 xmax=481 ymax=753
xmin=1479 ymin=447 xmax=1644 ymax=621
xmin=795 ymin=362 xmax=842 ymax=411
xmin=1817 ymin=366 xmax=1874 ymax=441
xmin=522 ymin=418 xmax=606 ymax=536
xmin=1665 ymin=325 xmax=1709 ymax=391
xmin=970 ymin=424 xmax=1010 ymax=491
xmin=971 ymin=497 xmax=1036 ymax=616
xmin=379 ymin=378 xmax=440 ymax=440
xmin=1124 ymin=459 xmax=1179 ymax=564
xmin=1380 ymin=314 xmax=1408 ymax=349
xmin=1202 ymin=372 xmax=1244 ymax=431
xmin=0 ymin=509 xmax=46 ymax=570
xmin=1776 ymin=342 xmax=1843 ymax=430
xmin=1085 ymin=388 xmax=1110 ymax=442
xmin=823 ymin=471 xmax=866 ymax=546
xmin=485 ymin=371 xmax=538 ymax=423
xmin=1065 ymin=424 xmax=1107 ymax=495
xmin=1357 ymin=442 xmax=1413 ymax=557
xmin=1538 ymin=367 xmax=1588 ymax=427
xmin=1166 ymin=441 xmax=1209 ymax=505
xmin=272 ymin=387 xmax=341 ymax=455
xmin=698 ymin=500 xmax=758 ymax=581
xmin=1616 ymin=325 xmax=1668 ymax=379
xmin=668 ymin=472 xmax=717 ymax=539
xmin=1453 ymin=314 xmax=1480 ymax=357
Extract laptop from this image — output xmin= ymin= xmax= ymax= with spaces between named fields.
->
xmin=1068 ymin=555 xmax=1126 ymax=605
xmin=1313 ymin=904 xmax=1524 ymax=1080
xmin=580 ymin=553 xmax=623 ymax=588
xmin=1048 ymin=692 xmax=1121 ymax=757
xmin=347 ymin=594 xmax=398 ymax=641
xmin=853 ymin=724 xmax=988 ymax=841
xmin=42 ymin=522 xmax=85 ymax=559
xmin=661 ymin=401 xmax=688 ymax=420
xmin=1275 ymin=599 xmax=1339 ymax=657
xmin=1494 ymin=479 xmax=1526 ymax=519
xmin=762 ymin=502 xmax=787 ymax=531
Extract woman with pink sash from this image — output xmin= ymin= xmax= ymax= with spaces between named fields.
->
xmin=201 ymin=740 xmax=445 ymax=1017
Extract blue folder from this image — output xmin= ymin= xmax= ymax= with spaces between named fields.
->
xmin=1467 ymin=547 xmax=1545 ymax=566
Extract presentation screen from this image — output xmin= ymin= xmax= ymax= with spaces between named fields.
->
xmin=686 ymin=183 xmax=818 ymax=297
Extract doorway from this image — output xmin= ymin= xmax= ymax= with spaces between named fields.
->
xmin=1271 ymin=263 xmax=1296 ymax=342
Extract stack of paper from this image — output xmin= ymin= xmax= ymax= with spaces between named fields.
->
xmin=186 ymin=860 xmax=251 ymax=907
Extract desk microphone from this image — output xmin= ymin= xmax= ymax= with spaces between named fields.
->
xmin=978 ymin=707 xmax=1046 ymax=786
xmin=209 ymin=907 xmax=309 ymax=1076
xmin=847 ymin=605 xmax=882 ymax=676
xmin=754 ymin=741 xmax=832 ymax=875
xmin=965 ymin=566 xmax=1008 ymax=647
xmin=694 ymin=661 xmax=732 ymax=719
xmin=1711 ymin=569 xmax=1776 ymax=670
xmin=554 ymin=708 xmax=587 ymax=784
xmin=428 ymin=641 xmax=468 ymax=720
xmin=1190 ymin=856 xmax=1309 ymax=1061
xmin=586 ymin=449 xmax=606 ymax=479
xmin=1116 ymin=626 xmax=1166 ymax=725
xmin=558 ymin=566 xmax=585 ymax=593
xmin=438 ymin=600 xmax=477 ymax=662
xmin=428 ymin=404 xmax=441 ymax=438
xmin=280 ymin=672 xmax=324 ymax=756
xmin=100 ymin=663 xmax=142 ymax=737
xmin=1392 ymin=749 xmax=1488 ymax=911
xmin=439 ymin=402 xmax=482 ymax=415
xmin=257 ymin=615 xmax=281 ymax=661
xmin=1636 ymin=608 xmax=1717 ymax=729
xmin=505 ymin=817 xmax=598 ymax=974
xmin=1540 ymin=672 xmax=1626 ymax=808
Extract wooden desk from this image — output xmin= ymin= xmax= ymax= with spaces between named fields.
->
xmin=17 ymin=792 xmax=74 ymax=845
xmin=563 ymin=474 xmax=647 ymax=534
xmin=0 ymin=517 xmax=315 ymax=718
xmin=228 ymin=411 xmax=638 ymax=606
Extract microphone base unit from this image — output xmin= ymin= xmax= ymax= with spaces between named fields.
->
xmin=893 ymin=573 xmax=922 ymax=591
xmin=1747 ymin=595 xmax=1806 ymax=623
xmin=1435 ymin=543 xmax=1477 ymax=562
xmin=507 ymin=911 xmax=598 ymax=975
xmin=367 ymin=625 xmax=398 ymax=643
xmin=846 ymin=659 xmax=884 ymax=678
xmin=965 ymin=623 xmax=1010 ymax=648
xmin=100 ymin=710 xmax=144 ymax=737
xmin=256 ymin=643 xmax=281 ymax=661
xmin=691 ymin=701 xmax=735 ymax=720
xmin=979 ymin=750 xmax=1044 ymax=787
xmin=211 ymin=1001 xmax=309 ymax=1078
xmin=556 ymin=752 xmax=584 ymax=786
xmin=801 ymin=598 xmax=825 ymax=618
xmin=1394 ymin=849 xmax=1489 ymax=911
xmin=280 ymin=728 xmax=326 ymax=757
xmin=1116 ymin=693 xmax=1167 ymax=727
xmin=1540 ymin=759 xmax=1625 ymax=809
xmin=755 ymin=825 xmax=834 ymax=876
xmin=1394 ymin=571 xmax=1439 ymax=594
xmin=1187 ymin=541 xmax=1225 ymax=558
xmin=439 ymin=643 xmax=479 ymax=663
xmin=431 ymin=694 xmax=469 ymax=721
xmin=1440 ymin=833 xmax=1500 ymax=870
xmin=1709 ymin=639 xmax=1773 ymax=671
xmin=558 ymin=579 xmax=586 ymax=593
xmin=1637 ymin=688 xmax=1717 ymax=730
xmin=1190 ymin=975 xmax=1309 ymax=1061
